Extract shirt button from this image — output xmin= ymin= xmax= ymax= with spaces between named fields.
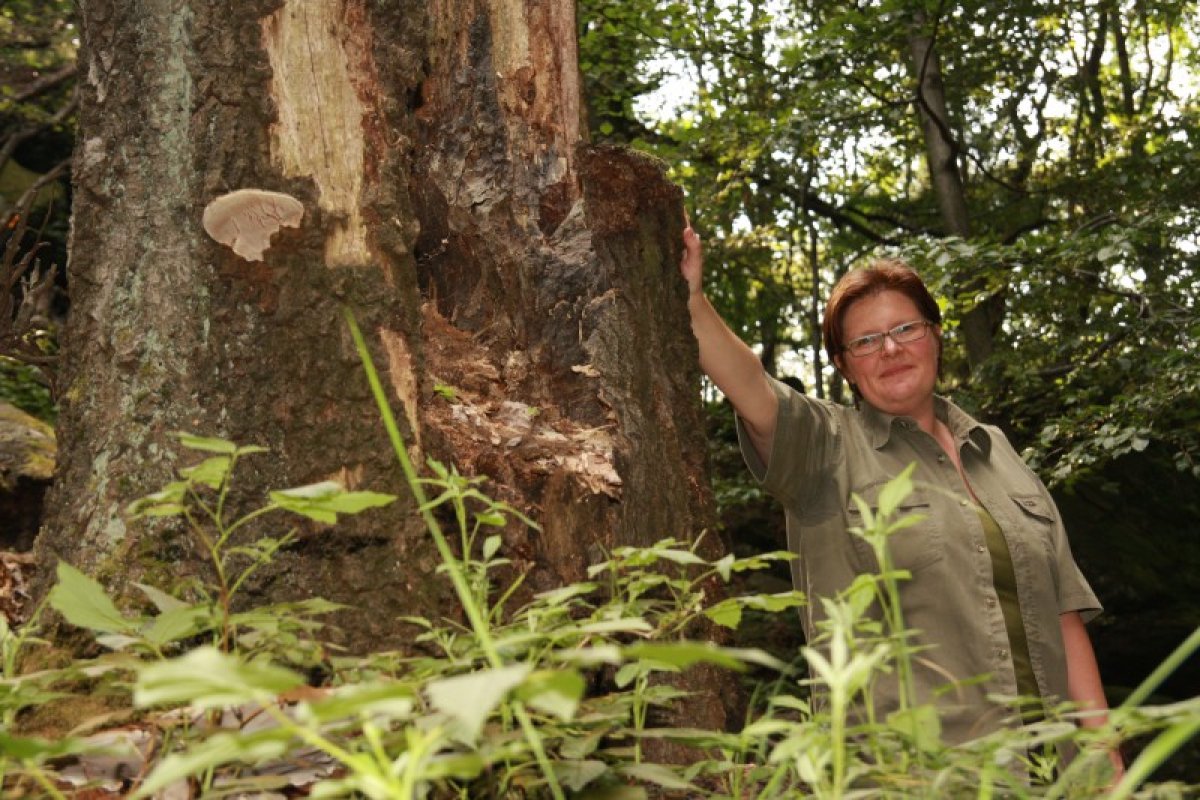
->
xmin=960 ymin=499 xmax=970 ymax=507
xmin=976 ymin=544 xmax=986 ymax=554
xmin=986 ymin=597 xmax=996 ymax=608
xmin=937 ymin=454 xmax=947 ymax=464
xmin=998 ymin=648 xmax=1009 ymax=659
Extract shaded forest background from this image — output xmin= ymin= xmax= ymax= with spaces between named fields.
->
xmin=2 ymin=0 xmax=1197 ymax=720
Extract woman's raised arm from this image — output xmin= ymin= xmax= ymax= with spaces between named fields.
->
xmin=681 ymin=223 xmax=779 ymax=464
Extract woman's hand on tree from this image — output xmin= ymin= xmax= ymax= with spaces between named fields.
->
xmin=680 ymin=220 xmax=703 ymax=297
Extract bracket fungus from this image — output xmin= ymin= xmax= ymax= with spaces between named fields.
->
xmin=202 ymin=189 xmax=304 ymax=261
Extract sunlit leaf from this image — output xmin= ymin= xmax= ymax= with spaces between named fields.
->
xmin=426 ymin=664 xmax=531 ymax=741
xmin=134 ymin=647 xmax=303 ymax=709
xmin=48 ymin=562 xmax=137 ymax=635
xmin=175 ymin=432 xmax=240 ymax=454
xmin=179 ymin=456 xmax=231 ymax=489
xmin=519 ymin=669 xmax=586 ymax=722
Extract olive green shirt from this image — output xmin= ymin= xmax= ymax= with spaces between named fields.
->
xmin=738 ymin=377 xmax=1100 ymax=743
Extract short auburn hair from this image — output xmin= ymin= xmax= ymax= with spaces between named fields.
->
xmin=822 ymin=259 xmax=942 ymax=370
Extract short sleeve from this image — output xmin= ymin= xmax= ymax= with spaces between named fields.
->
xmin=1042 ymin=483 xmax=1102 ymax=623
xmin=735 ymin=376 xmax=840 ymax=510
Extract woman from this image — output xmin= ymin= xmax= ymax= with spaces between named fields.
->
xmin=680 ymin=223 xmax=1118 ymax=754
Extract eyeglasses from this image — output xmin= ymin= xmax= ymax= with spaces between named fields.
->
xmin=842 ymin=320 xmax=933 ymax=357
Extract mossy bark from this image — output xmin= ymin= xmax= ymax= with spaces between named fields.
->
xmin=37 ymin=0 xmax=733 ymax=733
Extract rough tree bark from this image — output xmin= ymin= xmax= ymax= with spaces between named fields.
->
xmin=36 ymin=0 xmax=732 ymax=732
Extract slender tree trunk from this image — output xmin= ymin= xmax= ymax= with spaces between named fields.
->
xmin=907 ymin=10 xmax=1001 ymax=369
xmin=37 ymin=2 xmax=727 ymax=742
xmin=907 ymin=15 xmax=970 ymax=239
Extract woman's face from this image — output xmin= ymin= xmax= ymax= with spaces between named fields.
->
xmin=834 ymin=289 xmax=941 ymax=418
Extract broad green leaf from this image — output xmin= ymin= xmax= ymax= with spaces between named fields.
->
xmin=887 ymin=703 xmax=942 ymax=753
xmin=653 ymin=548 xmax=706 ymax=567
xmin=518 ymin=669 xmax=585 ymax=721
xmin=742 ymin=591 xmax=806 ymax=613
xmin=142 ymin=604 xmax=211 ymax=646
xmin=319 ymin=490 xmax=397 ymax=514
xmin=133 ymin=582 xmax=188 ymax=613
xmin=48 ymin=562 xmax=137 ymax=635
xmin=556 ymin=759 xmax=608 ymax=791
xmin=426 ymin=663 xmax=531 ymax=741
xmin=270 ymin=482 xmax=395 ymax=523
xmin=179 ymin=456 xmax=231 ymax=488
xmin=134 ymin=647 xmax=303 ymax=709
xmin=614 ymin=661 xmax=650 ymax=688
xmin=703 ymin=599 xmax=743 ymax=629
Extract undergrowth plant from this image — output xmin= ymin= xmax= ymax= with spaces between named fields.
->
xmin=0 ymin=307 xmax=1194 ymax=798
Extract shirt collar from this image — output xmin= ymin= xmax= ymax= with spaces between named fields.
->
xmin=860 ymin=395 xmax=992 ymax=456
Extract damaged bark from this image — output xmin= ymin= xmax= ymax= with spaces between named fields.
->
xmin=37 ymin=0 xmax=730 ymax=732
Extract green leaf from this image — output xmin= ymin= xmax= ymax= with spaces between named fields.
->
xmin=425 ymin=663 xmax=531 ymax=741
xmin=175 ymin=432 xmax=240 ymax=454
xmin=578 ymin=618 xmax=653 ymax=635
xmin=142 ymin=604 xmax=212 ymax=646
xmin=616 ymin=762 xmax=696 ymax=791
xmin=48 ymin=562 xmax=137 ymax=635
xmin=714 ymin=552 xmax=735 ymax=582
xmin=421 ymin=750 xmax=487 ymax=780
xmin=703 ymin=599 xmax=743 ymax=629
xmin=179 ymin=456 xmax=232 ymax=489
xmin=556 ymin=759 xmax=608 ymax=791
xmin=550 ymin=644 xmax=622 ymax=666
xmin=134 ymin=647 xmax=303 ymax=710
xmin=476 ymin=511 xmax=507 ymax=527
xmin=270 ymin=482 xmax=396 ymax=523
xmin=300 ymin=681 xmax=416 ymax=724
xmin=533 ymin=583 xmax=599 ymax=605
xmin=133 ymin=582 xmax=188 ymax=613
xmin=887 ymin=703 xmax=942 ymax=753
xmin=876 ymin=463 xmax=916 ymax=520
xmin=622 ymin=641 xmax=748 ymax=672
xmin=126 ymin=481 xmax=188 ymax=518
xmin=482 ymin=534 xmax=502 ymax=560
xmin=0 ymin=732 xmax=90 ymax=761
xmin=131 ymin=729 xmax=291 ymax=799
xmin=518 ymin=669 xmax=585 ymax=721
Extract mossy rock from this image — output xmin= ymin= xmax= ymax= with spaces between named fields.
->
xmin=0 ymin=401 xmax=56 ymax=550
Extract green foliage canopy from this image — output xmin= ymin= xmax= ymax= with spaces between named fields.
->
xmin=579 ymin=0 xmax=1200 ymax=484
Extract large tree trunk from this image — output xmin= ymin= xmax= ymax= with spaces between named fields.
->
xmin=36 ymin=0 xmax=726 ymax=734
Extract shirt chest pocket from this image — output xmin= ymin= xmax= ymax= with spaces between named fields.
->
xmin=1006 ymin=492 xmax=1060 ymax=587
xmin=845 ymin=481 xmax=943 ymax=574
